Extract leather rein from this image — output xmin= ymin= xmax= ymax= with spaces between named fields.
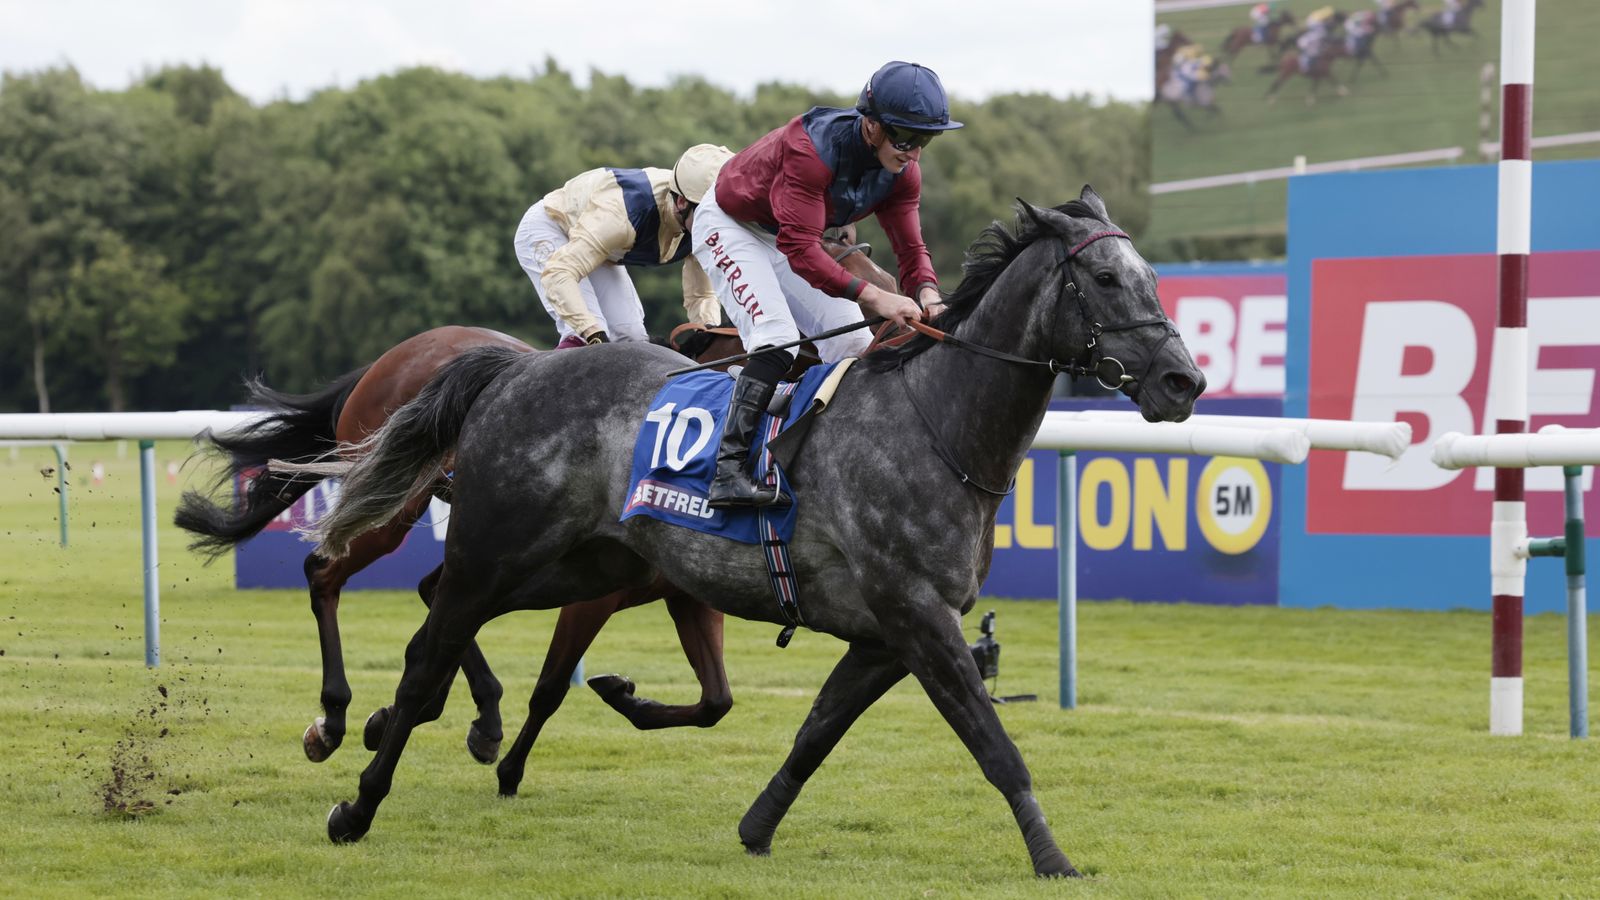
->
xmin=896 ymin=229 xmax=1178 ymax=496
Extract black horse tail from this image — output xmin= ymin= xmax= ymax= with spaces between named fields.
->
xmin=173 ymin=364 xmax=372 ymax=560
xmin=306 ymin=346 xmax=523 ymax=560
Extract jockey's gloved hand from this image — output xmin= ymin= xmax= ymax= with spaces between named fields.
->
xmin=673 ymin=326 xmax=717 ymax=360
xmin=585 ymin=330 xmax=610 ymax=346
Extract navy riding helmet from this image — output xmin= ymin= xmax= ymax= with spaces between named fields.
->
xmin=855 ymin=61 xmax=965 ymax=133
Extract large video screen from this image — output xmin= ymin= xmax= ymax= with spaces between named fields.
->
xmin=1150 ymin=0 xmax=1599 ymax=258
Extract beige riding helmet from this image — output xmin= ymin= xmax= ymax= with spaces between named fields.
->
xmin=670 ymin=144 xmax=734 ymax=204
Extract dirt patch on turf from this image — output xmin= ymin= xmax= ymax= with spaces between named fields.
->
xmin=97 ymin=679 xmax=211 ymax=818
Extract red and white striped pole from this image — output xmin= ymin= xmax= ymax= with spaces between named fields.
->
xmin=1490 ymin=0 xmax=1537 ymax=737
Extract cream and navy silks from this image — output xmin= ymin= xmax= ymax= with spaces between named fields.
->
xmin=621 ymin=362 xmax=840 ymax=543
xmin=515 ymin=166 xmax=719 ymax=342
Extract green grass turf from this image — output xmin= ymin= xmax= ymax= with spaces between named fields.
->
xmin=1149 ymin=0 xmax=1600 ymax=248
xmin=2 ymin=442 xmax=1598 ymax=897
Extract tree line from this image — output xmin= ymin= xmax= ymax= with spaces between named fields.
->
xmin=0 ymin=63 xmax=1149 ymax=412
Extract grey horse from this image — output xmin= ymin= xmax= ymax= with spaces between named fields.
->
xmin=305 ymin=188 xmax=1205 ymax=877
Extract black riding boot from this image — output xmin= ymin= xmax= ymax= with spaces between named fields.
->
xmin=708 ymin=356 xmax=787 ymax=509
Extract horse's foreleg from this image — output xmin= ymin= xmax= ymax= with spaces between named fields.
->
xmin=495 ymin=591 xmax=625 ymax=798
xmin=886 ymin=601 xmax=1078 ymax=878
xmin=591 ymin=591 xmax=732 ymax=730
xmin=739 ymin=642 xmax=907 ymax=857
xmin=1265 ymin=69 xmax=1290 ymax=101
xmin=1167 ymin=102 xmax=1194 ymax=132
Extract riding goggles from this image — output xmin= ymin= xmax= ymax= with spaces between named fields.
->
xmin=880 ymin=121 xmax=939 ymax=151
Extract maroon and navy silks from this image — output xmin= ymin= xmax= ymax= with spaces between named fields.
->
xmin=713 ymin=107 xmax=938 ymax=300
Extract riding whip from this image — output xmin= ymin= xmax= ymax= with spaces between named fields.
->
xmin=666 ymin=316 xmax=887 ymax=377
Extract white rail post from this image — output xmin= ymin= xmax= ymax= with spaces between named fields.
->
xmin=139 ymin=439 xmax=161 ymax=667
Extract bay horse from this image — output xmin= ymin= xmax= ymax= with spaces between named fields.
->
xmin=1376 ymin=0 xmax=1421 ymax=39
xmin=1153 ymin=27 xmax=1191 ymax=95
xmin=1265 ymin=45 xmax=1349 ymax=105
xmin=1223 ymin=10 xmax=1296 ymax=61
xmin=302 ymin=188 xmax=1205 ymax=876
xmin=175 ymin=233 xmax=897 ymax=788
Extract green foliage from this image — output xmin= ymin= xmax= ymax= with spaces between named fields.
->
xmin=63 ymin=230 xmax=189 ymax=411
xmin=0 ymin=64 xmax=1148 ymax=409
xmin=1 ymin=444 xmax=1597 ymax=896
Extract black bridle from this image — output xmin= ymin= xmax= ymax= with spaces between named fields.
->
xmin=898 ymin=228 xmax=1179 ymax=496
xmin=905 ymin=229 xmax=1176 ymax=390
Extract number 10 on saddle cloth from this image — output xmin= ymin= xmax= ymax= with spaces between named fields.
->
xmin=620 ymin=360 xmax=846 ymax=545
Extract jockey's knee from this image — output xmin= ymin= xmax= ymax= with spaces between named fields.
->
xmin=744 ymin=346 xmax=794 ymax=385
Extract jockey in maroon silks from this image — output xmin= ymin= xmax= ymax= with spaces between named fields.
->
xmin=689 ymin=60 xmax=964 ymax=508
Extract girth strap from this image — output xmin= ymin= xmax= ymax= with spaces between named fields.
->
xmin=757 ymin=381 xmax=804 ymax=646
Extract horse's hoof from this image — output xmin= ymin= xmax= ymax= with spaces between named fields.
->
xmin=466 ymin=722 xmax=502 ymax=765
xmin=326 ymin=801 xmax=369 ymax=844
xmin=362 ymin=707 xmax=391 ymax=752
xmin=742 ymin=843 xmax=772 ymax=857
xmin=1034 ymin=852 xmax=1082 ymax=878
xmin=586 ymin=673 xmax=636 ymax=701
xmin=303 ymin=717 xmax=341 ymax=763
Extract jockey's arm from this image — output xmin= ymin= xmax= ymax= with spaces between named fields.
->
xmin=872 ymin=168 xmax=941 ymax=310
xmin=681 ymin=256 xmax=721 ymax=326
xmin=770 ymin=159 xmax=921 ymax=328
xmin=770 ymin=154 xmax=878 ymax=300
xmin=540 ymin=207 xmax=636 ymax=340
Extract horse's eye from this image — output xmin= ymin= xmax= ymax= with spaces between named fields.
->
xmin=1094 ymin=272 xmax=1116 ymax=287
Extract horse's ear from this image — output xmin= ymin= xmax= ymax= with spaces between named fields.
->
xmin=1015 ymin=198 xmax=1048 ymax=229
xmin=1015 ymin=198 xmax=1071 ymax=234
xmin=1079 ymin=185 xmax=1110 ymax=219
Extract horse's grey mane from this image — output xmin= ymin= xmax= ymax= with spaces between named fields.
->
xmin=864 ymin=199 xmax=1110 ymax=372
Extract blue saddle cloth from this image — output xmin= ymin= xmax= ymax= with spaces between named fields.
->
xmin=621 ymin=362 xmax=840 ymax=544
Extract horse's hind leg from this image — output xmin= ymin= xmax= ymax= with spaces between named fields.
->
xmin=496 ymin=590 xmax=628 ymax=798
xmin=590 ymin=590 xmax=732 ymax=730
xmin=738 ymin=642 xmax=907 ymax=857
xmin=326 ymin=548 xmax=647 ymax=843
xmin=1168 ymin=103 xmax=1194 ymax=132
xmin=881 ymin=598 xmax=1077 ymax=878
xmin=303 ymin=553 xmax=353 ymax=762
xmin=361 ymin=561 xmax=505 ymax=764
xmin=328 ymin=590 xmax=489 ymax=843
xmin=301 ymin=509 xmax=424 ymax=762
